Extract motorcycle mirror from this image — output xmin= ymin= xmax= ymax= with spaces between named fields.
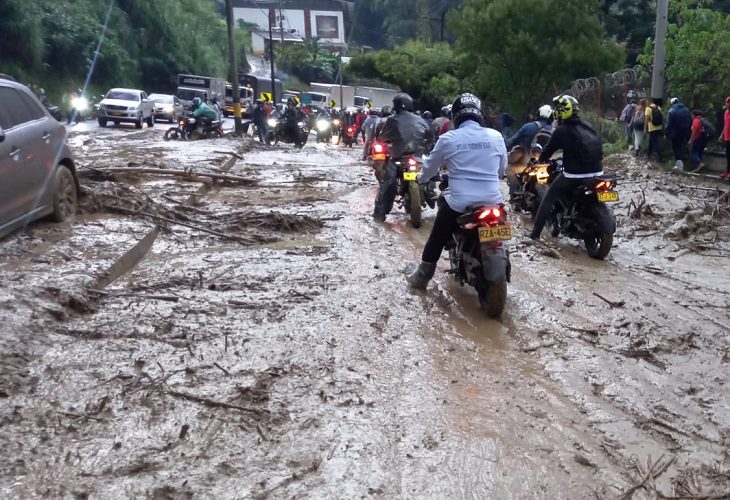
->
xmin=0 ymin=126 xmax=4 ymax=143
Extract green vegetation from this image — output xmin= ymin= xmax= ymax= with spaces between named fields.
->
xmin=639 ymin=0 xmax=730 ymax=110
xmin=0 ymin=0 xmax=249 ymax=100
xmin=275 ymin=39 xmax=340 ymax=84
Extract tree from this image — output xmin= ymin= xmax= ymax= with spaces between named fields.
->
xmin=452 ymin=0 xmax=624 ymax=115
xmin=638 ymin=0 xmax=730 ymax=109
xmin=275 ymin=39 xmax=339 ymax=84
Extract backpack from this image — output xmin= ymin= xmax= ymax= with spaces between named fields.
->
xmin=650 ymin=105 xmax=663 ymax=126
xmin=531 ymin=121 xmax=553 ymax=148
xmin=700 ymin=117 xmax=716 ymax=140
xmin=632 ymin=108 xmax=645 ymax=129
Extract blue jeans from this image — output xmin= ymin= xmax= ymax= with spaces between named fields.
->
xmin=690 ymin=137 xmax=707 ymax=164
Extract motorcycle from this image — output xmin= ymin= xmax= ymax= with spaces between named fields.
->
xmin=342 ymin=124 xmax=356 ymax=147
xmin=44 ymin=103 xmax=63 ymax=122
xmin=510 ymin=158 xmax=550 ymax=216
xmin=542 ymin=159 xmax=620 ymax=259
xmin=265 ymin=118 xmax=309 ymax=148
xmin=393 ymin=155 xmax=429 ymax=228
xmin=368 ymin=140 xmax=389 ymax=183
xmin=446 ymin=193 xmax=512 ymax=319
xmin=163 ymin=115 xmax=223 ymax=141
xmin=315 ymin=116 xmax=332 ymax=143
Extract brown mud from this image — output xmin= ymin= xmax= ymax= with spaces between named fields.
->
xmin=1 ymin=127 xmax=728 ymax=499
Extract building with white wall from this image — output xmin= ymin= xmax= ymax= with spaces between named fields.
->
xmin=232 ymin=0 xmax=350 ymax=55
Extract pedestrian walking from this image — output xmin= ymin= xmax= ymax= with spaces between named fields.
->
xmin=720 ymin=96 xmax=730 ymax=179
xmin=632 ymin=98 xmax=647 ymax=155
xmin=665 ymin=97 xmax=692 ymax=170
xmin=689 ymin=110 xmax=712 ymax=173
xmin=645 ymin=99 xmax=664 ymax=161
xmin=619 ymin=99 xmax=637 ymax=147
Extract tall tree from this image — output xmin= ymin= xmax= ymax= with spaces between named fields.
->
xmin=452 ymin=0 xmax=624 ymax=115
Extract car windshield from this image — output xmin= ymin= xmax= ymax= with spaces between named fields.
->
xmin=149 ymin=94 xmax=173 ymax=103
xmin=105 ymin=90 xmax=139 ymax=101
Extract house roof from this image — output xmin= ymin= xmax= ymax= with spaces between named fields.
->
xmin=252 ymin=27 xmax=304 ymax=42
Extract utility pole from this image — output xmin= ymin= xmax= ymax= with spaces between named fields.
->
xmin=224 ymin=0 xmax=243 ymax=135
xmin=440 ymin=9 xmax=446 ymax=42
xmin=269 ymin=15 xmax=276 ymax=105
xmin=279 ymin=1 xmax=285 ymax=45
xmin=650 ymin=0 xmax=669 ymax=106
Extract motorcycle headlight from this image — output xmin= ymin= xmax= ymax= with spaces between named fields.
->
xmin=189 ymin=117 xmax=196 ymax=124
xmin=298 ymin=121 xmax=305 ymax=127
xmin=267 ymin=118 xmax=277 ymax=127
xmin=333 ymin=119 xmax=340 ymax=126
xmin=316 ymin=120 xmax=329 ymax=132
xmin=72 ymin=96 xmax=89 ymax=112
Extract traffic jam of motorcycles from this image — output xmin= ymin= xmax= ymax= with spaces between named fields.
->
xmin=2 ymin=66 xmax=729 ymax=495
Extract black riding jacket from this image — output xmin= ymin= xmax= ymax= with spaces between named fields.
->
xmin=539 ymin=117 xmax=603 ymax=175
xmin=380 ymin=110 xmax=428 ymax=158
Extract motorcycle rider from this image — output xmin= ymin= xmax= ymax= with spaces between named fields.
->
xmin=406 ymin=93 xmax=507 ymax=288
xmin=373 ymin=93 xmax=429 ymax=222
xmin=505 ymin=104 xmax=554 ymax=198
xmin=191 ymin=97 xmax=218 ymax=130
xmin=529 ymin=95 xmax=603 ymax=240
xmin=282 ymin=98 xmax=302 ymax=141
xmin=431 ymin=105 xmax=452 ymax=139
xmin=252 ymin=99 xmax=268 ymax=143
xmin=361 ymin=109 xmax=380 ymax=160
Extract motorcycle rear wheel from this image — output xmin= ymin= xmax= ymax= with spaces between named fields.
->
xmin=479 ymin=280 xmax=507 ymax=319
xmin=584 ymin=232 xmax=613 ymax=259
xmin=407 ymin=181 xmax=422 ymax=228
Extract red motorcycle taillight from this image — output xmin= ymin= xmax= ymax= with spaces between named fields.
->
xmin=347 ymin=126 xmax=354 ymax=134
xmin=595 ymin=180 xmax=614 ymax=191
xmin=406 ymin=157 xmax=417 ymax=167
xmin=373 ymin=143 xmax=384 ymax=153
xmin=478 ymin=207 xmax=502 ymax=220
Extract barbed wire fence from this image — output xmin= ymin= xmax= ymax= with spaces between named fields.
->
xmin=565 ymin=65 xmax=651 ymax=132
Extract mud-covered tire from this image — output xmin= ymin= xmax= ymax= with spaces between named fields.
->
xmin=50 ymin=165 xmax=77 ymax=222
xmin=164 ymin=128 xmax=181 ymax=141
xmin=408 ymin=181 xmax=422 ymax=228
xmin=584 ymin=232 xmax=613 ymax=259
xmin=479 ymin=280 xmax=507 ymax=319
xmin=135 ymin=117 xmax=142 ymax=129
xmin=146 ymin=115 xmax=154 ymax=128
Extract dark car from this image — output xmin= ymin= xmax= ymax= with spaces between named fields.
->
xmin=0 ymin=76 xmax=79 ymax=238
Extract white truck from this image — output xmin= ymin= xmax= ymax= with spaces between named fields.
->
xmin=307 ymin=83 xmax=355 ymax=109
xmin=354 ymin=86 xmax=399 ymax=110
xmin=176 ymin=74 xmax=225 ymax=110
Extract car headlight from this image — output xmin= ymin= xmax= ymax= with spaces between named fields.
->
xmin=267 ymin=118 xmax=277 ymax=127
xmin=72 ymin=96 xmax=88 ymax=112
xmin=127 ymin=105 xmax=139 ymax=111
xmin=163 ymin=105 xmax=174 ymax=112
xmin=316 ymin=120 xmax=330 ymax=132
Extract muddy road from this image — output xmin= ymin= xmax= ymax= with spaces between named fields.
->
xmin=1 ymin=125 xmax=728 ymax=499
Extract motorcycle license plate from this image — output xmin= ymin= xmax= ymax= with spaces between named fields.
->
xmin=597 ymin=191 xmax=619 ymax=202
xmin=371 ymin=153 xmax=386 ymax=161
xmin=478 ymin=225 xmax=512 ymax=243
xmin=403 ymin=172 xmax=418 ymax=181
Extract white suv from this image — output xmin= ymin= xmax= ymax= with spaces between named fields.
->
xmin=97 ymin=88 xmax=154 ymax=129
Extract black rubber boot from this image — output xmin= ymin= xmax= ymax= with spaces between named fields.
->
xmin=406 ymin=262 xmax=437 ymax=289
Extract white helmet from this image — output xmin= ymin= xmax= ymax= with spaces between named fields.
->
xmin=538 ymin=104 xmax=553 ymax=120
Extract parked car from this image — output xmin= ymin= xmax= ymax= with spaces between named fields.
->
xmin=149 ymin=93 xmax=184 ymax=123
xmin=97 ymin=88 xmax=154 ymax=129
xmin=0 ymin=76 xmax=79 ymax=238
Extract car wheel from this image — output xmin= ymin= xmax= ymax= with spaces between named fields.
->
xmin=147 ymin=115 xmax=154 ymax=127
xmin=98 ymin=118 xmax=107 ymax=127
xmin=113 ymin=120 xmax=120 ymax=126
xmin=135 ymin=116 xmax=142 ymax=129
xmin=170 ymin=113 xmax=176 ymax=124
xmin=50 ymin=165 xmax=77 ymax=222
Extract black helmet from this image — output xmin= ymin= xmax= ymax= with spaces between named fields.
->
xmin=423 ymin=110 xmax=432 ymax=119
xmin=392 ymin=93 xmax=414 ymax=113
xmin=451 ymin=93 xmax=483 ymax=128
xmin=380 ymin=105 xmax=393 ymax=118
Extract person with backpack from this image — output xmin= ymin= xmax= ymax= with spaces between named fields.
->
xmin=619 ymin=99 xmax=637 ymax=147
xmin=645 ymin=99 xmax=664 ymax=161
xmin=688 ymin=110 xmax=714 ymax=173
xmin=665 ymin=97 xmax=693 ymax=170
xmin=632 ymin=98 xmax=647 ymax=156
xmin=529 ymin=96 xmax=603 ymax=240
